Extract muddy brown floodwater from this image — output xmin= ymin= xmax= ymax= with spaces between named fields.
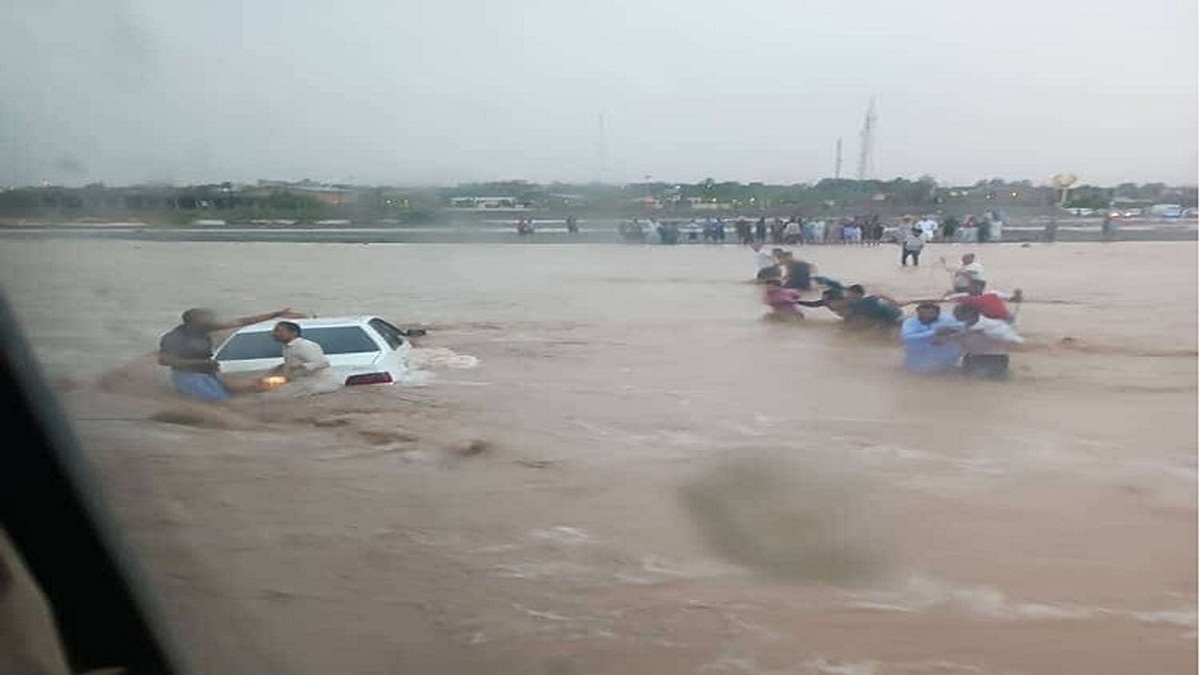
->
xmin=1 ymin=240 xmax=1196 ymax=674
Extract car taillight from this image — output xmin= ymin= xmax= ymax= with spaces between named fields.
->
xmin=344 ymin=372 xmax=394 ymax=386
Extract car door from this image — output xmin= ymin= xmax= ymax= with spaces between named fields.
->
xmin=368 ymin=318 xmax=410 ymax=375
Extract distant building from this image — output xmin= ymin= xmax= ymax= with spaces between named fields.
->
xmin=249 ymin=181 xmax=356 ymax=205
xmin=691 ymin=201 xmax=733 ymax=211
xmin=288 ymin=186 xmax=355 ymax=206
xmin=448 ymin=196 xmax=527 ymax=210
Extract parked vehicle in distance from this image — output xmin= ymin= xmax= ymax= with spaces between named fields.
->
xmin=215 ymin=316 xmax=412 ymax=386
xmin=880 ymin=226 xmax=903 ymax=243
xmin=1149 ymin=204 xmax=1184 ymax=219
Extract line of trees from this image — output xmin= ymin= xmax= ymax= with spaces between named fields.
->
xmin=1 ymin=178 xmax=1193 ymax=223
xmin=436 ymin=178 xmax=1196 ymax=211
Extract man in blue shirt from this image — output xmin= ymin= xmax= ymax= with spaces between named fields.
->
xmin=901 ymin=302 xmax=962 ymax=374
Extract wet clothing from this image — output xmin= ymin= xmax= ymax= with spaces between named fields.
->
xmin=796 ymin=298 xmax=830 ymax=309
xmin=168 ymin=371 xmax=231 ymax=402
xmin=159 ymin=325 xmax=215 ymax=372
xmin=280 ymin=336 xmax=341 ymax=394
xmin=282 ymin=337 xmax=330 ymax=376
xmin=796 ymin=279 xmax=848 ymax=311
xmin=845 ymin=296 xmax=903 ymax=326
xmin=949 ymin=292 xmax=1015 ymax=322
xmin=160 ymin=325 xmax=230 ymax=400
xmin=812 ymin=276 xmax=846 ymax=295
xmin=955 ymin=316 xmax=1024 ymax=355
xmin=962 ymin=354 xmax=1010 ymax=379
xmin=782 ymin=261 xmax=813 ymax=291
xmin=901 ymin=315 xmax=963 ymax=374
xmin=756 ymin=265 xmax=783 ymax=282
xmin=764 ymin=287 xmax=804 ymax=314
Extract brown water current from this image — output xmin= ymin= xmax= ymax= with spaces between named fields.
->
xmin=1 ymin=240 xmax=1195 ymax=674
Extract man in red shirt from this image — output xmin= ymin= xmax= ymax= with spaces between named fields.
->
xmin=905 ymin=279 xmax=1022 ymax=322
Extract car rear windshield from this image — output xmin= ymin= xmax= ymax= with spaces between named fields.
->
xmin=216 ymin=326 xmax=379 ymax=360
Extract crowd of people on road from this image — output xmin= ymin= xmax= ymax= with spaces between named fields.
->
xmin=617 ymin=211 xmax=1010 ymax=246
xmin=754 ymin=246 xmax=1025 ymax=379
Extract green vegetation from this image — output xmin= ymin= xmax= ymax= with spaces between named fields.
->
xmin=0 ymin=179 xmax=1194 ymax=224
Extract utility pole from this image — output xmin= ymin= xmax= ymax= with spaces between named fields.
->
xmin=595 ymin=113 xmax=607 ymax=184
xmin=856 ymin=97 xmax=877 ymax=180
xmin=834 ymin=137 xmax=843 ymax=179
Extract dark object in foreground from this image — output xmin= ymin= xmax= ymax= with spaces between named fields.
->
xmin=962 ymin=353 xmax=1010 ymax=380
xmin=0 ymin=293 xmax=184 ymax=674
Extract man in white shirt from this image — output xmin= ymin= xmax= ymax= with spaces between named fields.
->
xmin=268 ymin=321 xmax=341 ymax=394
xmin=751 ymin=241 xmax=776 ymax=276
xmin=919 ymin=216 xmax=938 ymax=241
xmin=944 ymin=252 xmax=986 ymax=294
xmin=901 ymin=226 xmax=926 ymax=267
xmin=784 ymin=220 xmax=802 ymax=244
xmin=944 ymin=304 xmax=1024 ymax=379
xmin=988 ymin=211 xmax=1004 ymax=241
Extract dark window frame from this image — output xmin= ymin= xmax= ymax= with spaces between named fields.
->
xmin=215 ymin=326 xmax=380 ymax=360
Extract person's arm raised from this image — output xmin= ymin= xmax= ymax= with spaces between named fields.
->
xmin=899 ymin=297 xmax=954 ymax=307
xmin=213 ymin=308 xmax=306 ymax=331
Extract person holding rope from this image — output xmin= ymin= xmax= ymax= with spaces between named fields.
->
xmin=941 ymin=304 xmax=1025 ymax=379
xmin=939 ymin=252 xmax=986 ymax=295
xmin=903 ymin=278 xmax=1022 ymax=323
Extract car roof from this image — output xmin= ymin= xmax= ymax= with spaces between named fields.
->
xmin=235 ymin=316 xmax=384 ymax=332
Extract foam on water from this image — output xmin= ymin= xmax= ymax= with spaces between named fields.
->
xmin=408 ymin=347 xmax=480 ymax=370
xmin=799 ymin=659 xmax=881 ymax=675
xmin=394 ymin=347 xmax=480 ymax=386
xmin=852 ymin=575 xmax=1197 ymax=628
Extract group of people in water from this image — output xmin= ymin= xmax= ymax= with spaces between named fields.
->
xmin=755 ymin=246 xmax=1025 ymax=379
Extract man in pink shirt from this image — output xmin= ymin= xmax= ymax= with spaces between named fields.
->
xmin=762 ymin=279 xmax=805 ymax=319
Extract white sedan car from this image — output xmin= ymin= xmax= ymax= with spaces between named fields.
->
xmin=214 ymin=316 xmax=413 ymax=386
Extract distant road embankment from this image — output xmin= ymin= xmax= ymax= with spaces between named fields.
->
xmin=0 ymin=217 xmax=1194 ymax=244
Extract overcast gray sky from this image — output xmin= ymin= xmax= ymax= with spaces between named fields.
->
xmin=2 ymin=0 xmax=1196 ymax=187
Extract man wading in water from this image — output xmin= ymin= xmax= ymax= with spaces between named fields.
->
xmin=158 ymin=307 xmax=303 ymax=402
